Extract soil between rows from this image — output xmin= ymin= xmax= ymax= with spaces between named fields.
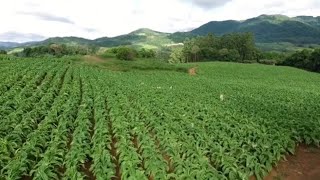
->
xmin=263 ymin=145 xmax=320 ymax=180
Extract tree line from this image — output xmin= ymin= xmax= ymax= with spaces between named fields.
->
xmin=169 ymin=33 xmax=260 ymax=63
xmin=165 ymin=33 xmax=320 ymax=73
xmin=0 ymin=50 xmax=7 ymax=55
xmin=280 ymin=49 xmax=320 ymax=72
xmin=15 ymin=44 xmax=99 ymax=57
xmin=107 ymin=46 xmax=156 ymax=60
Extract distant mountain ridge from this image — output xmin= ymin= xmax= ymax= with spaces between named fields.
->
xmin=1 ymin=14 xmax=320 ymax=49
xmin=191 ymin=14 xmax=320 ymax=44
xmin=0 ymin=28 xmax=180 ymax=49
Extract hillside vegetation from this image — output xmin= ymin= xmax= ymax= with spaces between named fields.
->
xmin=192 ymin=15 xmax=320 ymax=44
xmin=2 ymin=14 xmax=320 ymax=51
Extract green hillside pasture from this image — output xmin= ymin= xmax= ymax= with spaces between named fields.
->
xmin=257 ymin=42 xmax=320 ymax=53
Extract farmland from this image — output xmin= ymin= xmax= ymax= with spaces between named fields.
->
xmin=0 ymin=57 xmax=320 ymax=180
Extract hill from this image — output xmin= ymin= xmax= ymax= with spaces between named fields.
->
xmin=94 ymin=28 xmax=176 ymax=49
xmin=1 ymin=28 xmax=183 ymax=49
xmin=2 ymin=14 xmax=320 ymax=50
xmin=191 ymin=14 xmax=320 ymax=44
xmin=0 ymin=42 xmax=21 ymax=49
xmin=34 ymin=36 xmax=94 ymax=46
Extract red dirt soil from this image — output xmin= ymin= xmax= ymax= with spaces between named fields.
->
xmin=264 ymin=145 xmax=320 ymax=180
xmin=149 ymin=130 xmax=175 ymax=174
xmin=80 ymin=160 xmax=96 ymax=180
xmin=188 ymin=67 xmax=197 ymax=76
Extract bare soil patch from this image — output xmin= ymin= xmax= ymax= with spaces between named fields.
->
xmin=80 ymin=159 xmax=96 ymax=180
xmin=188 ymin=67 xmax=197 ymax=76
xmin=264 ymin=145 xmax=320 ymax=180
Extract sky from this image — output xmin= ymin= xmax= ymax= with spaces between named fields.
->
xmin=0 ymin=0 xmax=320 ymax=42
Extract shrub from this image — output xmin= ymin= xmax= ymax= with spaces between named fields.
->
xmin=138 ymin=48 xmax=156 ymax=58
xmin=115 ymin=47 xmax=137 ymax=61
xmin=0 ymin=50 xmax=7 ymax=55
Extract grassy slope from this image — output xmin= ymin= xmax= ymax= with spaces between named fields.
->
xmin=257 ymin=42 xmax=320 ymax=53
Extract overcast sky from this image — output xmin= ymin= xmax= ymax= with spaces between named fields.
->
xmin=0 ymin=0 xmax=319 ymax=42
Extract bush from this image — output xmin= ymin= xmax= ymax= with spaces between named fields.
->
xmin=156 ymin=47 xmax=172 ymax=61
xmin=0 ymin=50 xmax=7 ymax=55
xmin=169 ymin=47 xmax=184 ymax=64
xmin=115 ymin=47 xmax=137 ymax=61
xmin=138 ymin=48 xmax=156 ymax=58
xmin=280 ymin=48 xmax=320 ymax=72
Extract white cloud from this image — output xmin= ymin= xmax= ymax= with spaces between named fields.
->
xmin=0 ymin=0 xmax=319 ymax=42
xmin=181 ymin=0 xmax=233 ymax=9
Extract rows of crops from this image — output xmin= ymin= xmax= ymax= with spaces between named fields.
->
xmin=0 ymin=58 xmax=320 ymax=180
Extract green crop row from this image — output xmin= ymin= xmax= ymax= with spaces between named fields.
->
xmin=0 ymin=58 xmax=319 ymax=180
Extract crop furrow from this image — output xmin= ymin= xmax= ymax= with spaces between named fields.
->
xmin=0 ymin=66 xmax=72 ymax=179
xmin=106 ymin=103 xmax=121 ymax=180
xmin=0 ymin=65 xmax=70 ymax=171
xmin=64 ymin=69 xmax=94 ymax=179
xmin=1 ymin=65 xmax=68 ymax=141
xmin=0 ymin=63 xmax=55 ymax=116
xmin=30 ymin=68 xmax=86 ymax=180
xmin=0 ymin=61 xmax=41 ymax=95
xmin=80 ymin=75 xmax=96 ymax=180
xmin=149 ymin=130 xmax=175 ymax=174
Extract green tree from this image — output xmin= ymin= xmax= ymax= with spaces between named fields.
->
xmin=138 ymin=48 xmax=156 ymax=58
xmin=282 ymin=49 xmax=312 ymax=68
xmin=309 ymin=49 xmax=320 ymax=71
xmin=227 ymin=49 xmax=241 ymax=61
xmin=115 ymin=46 xmax=137 ymax=61
xmin=191 ymin=45 xmax=200 ymax=62
xmin=169 ymin=47 xmax=184 ymax=64
xmin=0 ymin=50 xmax=7 ymax=55
xmin=218 ymin=48 xmax=229 ymax=60
xmin=156 ymin=47 xmax=172 ymax=61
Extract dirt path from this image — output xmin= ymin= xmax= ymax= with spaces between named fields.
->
xmin=264 ymin=145 xmax=320 ymax=180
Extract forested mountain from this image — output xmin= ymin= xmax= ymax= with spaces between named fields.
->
xmin=191 ymin=15 xmax=320 ymax=44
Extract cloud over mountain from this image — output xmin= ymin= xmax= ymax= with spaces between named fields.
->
xmin=183 ymin=0 xmax=232 ymax=9
xmin=18 ymin=11 xmax=74 ymax=24
xmin=0 ymin=32 xmax=46 ymax=43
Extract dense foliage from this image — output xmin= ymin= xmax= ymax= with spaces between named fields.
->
xmin=138 ymin=48 xmax=156 ymax=58
xmin=16 ymin=44 xmax=98 ymax=57
xmin=108 ymin=46 xmax=156 ymax=61
xmin=172 ymin=33 xmax=259 ymax=63
xmin=0 ymin=50 xmax=7 ymax=55
xmin=281 ymin=48 xmax=320 ymax=72
xmin=0 ymin=58 xmax=319 ymax=180
xmin=191 ymin=15 xmax=320 ymax=44
xmin=114 ymin=46 xmax=137 ymax=60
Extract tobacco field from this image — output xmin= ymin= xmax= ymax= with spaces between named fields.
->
xmin=0 ymin=58 xmax=320 ymax=180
